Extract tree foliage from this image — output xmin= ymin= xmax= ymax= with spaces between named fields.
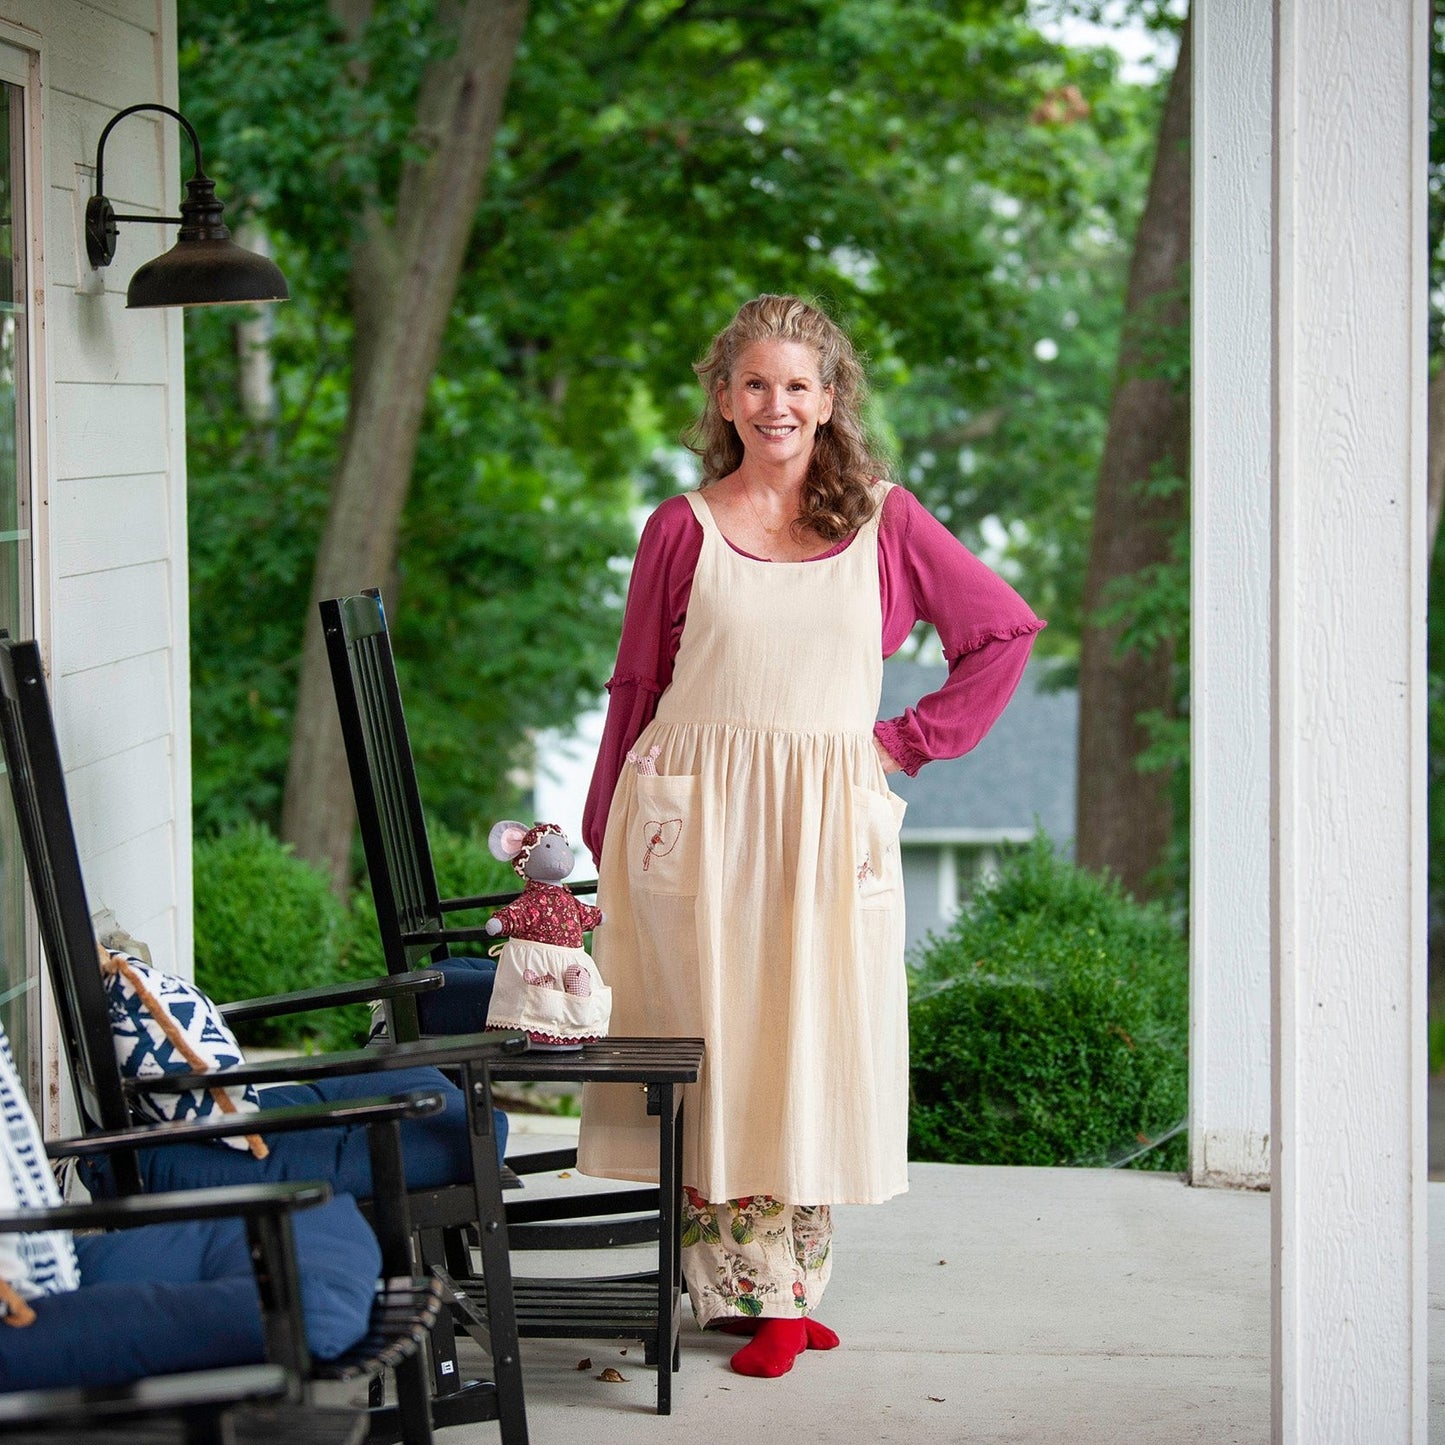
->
xmin=179 ymin=0 xmax=1165 ymax=862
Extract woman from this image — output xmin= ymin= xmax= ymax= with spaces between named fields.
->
xmin=577 ymin=295 xmax=1043 ymax=1379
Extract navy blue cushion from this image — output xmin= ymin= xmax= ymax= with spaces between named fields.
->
xmin=80 ymin=1066 xmax=509 ymax=1200
xmin=417 ymin=957 xmax=498 ymax=1035
xmin=0 ymin=1194 xmax=380 ymax=1390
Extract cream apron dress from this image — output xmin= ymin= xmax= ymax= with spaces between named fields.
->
xmin=577 ymin=485 xmax=909 ymax=1206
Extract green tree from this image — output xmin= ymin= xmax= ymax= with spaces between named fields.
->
xmin=180 ymin=0 xmax=1164 ymax=877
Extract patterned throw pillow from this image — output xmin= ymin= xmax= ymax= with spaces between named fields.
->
xmin=99 ymin=948 xmax=268 ymax=1158
xmin=0 ymin=1021 xmax=79 ymax=1325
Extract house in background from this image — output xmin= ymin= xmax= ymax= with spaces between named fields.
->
xmin=884 ymin=657 xmax=1077 ymax=957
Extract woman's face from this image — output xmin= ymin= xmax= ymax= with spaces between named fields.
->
xmin=717 ymin=340 xmax=834 ymax=469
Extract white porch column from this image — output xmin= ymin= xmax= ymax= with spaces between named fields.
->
xmin=1271 ymin=0 xmax=1428 ymax=1438
xmin=1190 ymin=3 xmax=1273 ymax=1190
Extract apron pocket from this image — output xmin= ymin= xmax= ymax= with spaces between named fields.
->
xmin=850 ymin=782 xmax=907 ymax=909
xmin=630 ymin=772 xmax=701 ymax=897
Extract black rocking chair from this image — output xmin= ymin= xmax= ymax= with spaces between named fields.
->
xmin=0 ymin=1163 xmax=440 ymax=1445
xmin=0 ymin=638 xmax=529 ymax=1445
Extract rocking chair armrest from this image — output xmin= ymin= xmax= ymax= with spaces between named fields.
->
xmin=49 ymin=1090 xmax=447 ymax=1158
xmin=0 ymin=1180 xmax=332 ymax=1234
xmin=219 ymin=969 xmax=445 ymax=1024
xmin=0 ymin=1364 xmax=293 ymax=1430
xmin=438 ymin=878 xmax=598 ymax=913
xmin=134 ymin=1030 xmax=530 ymax=1093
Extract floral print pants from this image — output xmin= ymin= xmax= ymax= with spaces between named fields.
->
xmin=681 ymin=1187 xmax=833 ymax=1327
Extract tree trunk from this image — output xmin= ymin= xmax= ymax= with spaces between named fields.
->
xmin=280 ymin=0 xmax=531 ymax=889
xmin=1074 ymin=15 xmax=1191 ymax=899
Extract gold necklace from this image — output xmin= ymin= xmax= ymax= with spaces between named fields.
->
xmin=742 ymin=480 xmax=792 ymax=539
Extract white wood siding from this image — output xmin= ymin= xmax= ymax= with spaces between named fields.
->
xmin=0 ymin=0 xmax=191 ymax=1019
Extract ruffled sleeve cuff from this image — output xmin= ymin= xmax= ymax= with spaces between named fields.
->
xmin=873 ymin=718 xmax=930 ymax=778
xmin=877 ymin=627 xmax=1043 ymax=775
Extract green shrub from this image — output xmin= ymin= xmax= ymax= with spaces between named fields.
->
xmin=908 ymin=835 xmax=1188 ymax=1171
xmin=193 ymin=823 xmax=351 ymax=1047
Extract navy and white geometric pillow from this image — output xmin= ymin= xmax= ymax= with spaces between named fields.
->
xmin=0 ymin=1020 xmax=79 ymax=1323
xmin=99 ymin=948 xmax=268 ymax=1158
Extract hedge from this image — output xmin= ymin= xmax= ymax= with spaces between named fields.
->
xmin=908 ymin=835 xmax=1188 ymax=1171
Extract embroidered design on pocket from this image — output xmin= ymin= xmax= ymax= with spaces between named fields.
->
xmin=856 ymin=853 xmax=876 ymax=888
xmin=641 ymin=817 xmax=683 ymax=872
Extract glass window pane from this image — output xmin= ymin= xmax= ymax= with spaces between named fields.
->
xmin=0 ymin=78 xmax=34 ymax=1085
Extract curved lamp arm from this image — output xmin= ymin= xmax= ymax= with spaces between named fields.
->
xmin=86 ymin=103 xmax=204 ymax=268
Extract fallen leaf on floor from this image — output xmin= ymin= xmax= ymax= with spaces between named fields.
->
xmin=597 ymin=1368 xmax=628 ymax=1383
xmin=937 ymin=1259 xmax=947 ymax=1265
xmin=576 ymin=1358 xmax=591 ymax=1371
xmin=927 ymin=1396 xmax=946 ymax=1403
xmin=619 ymin=1348 xmax=627 ymax=1356
xmin=559 ymin=1171 xmax=572 ymax=1178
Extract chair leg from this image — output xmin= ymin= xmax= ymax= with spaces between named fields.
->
xmin=416 ymin=1227 xmax=466 ymax=1400
xmin=177 ymin=1410 xmax=235 ymax=1445
xmin=367 ymin=1120 xmax=434 ymax=1445
xmin=463 ymin=1061 xmax=528 ymax=1445
xmin=394 ymin=1351 xmax=434 ymax=1445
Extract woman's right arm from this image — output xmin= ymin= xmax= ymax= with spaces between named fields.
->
xmin=581 ymin=498 xmax=701 ymax=863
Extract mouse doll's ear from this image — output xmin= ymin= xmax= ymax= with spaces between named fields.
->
xmin=488 ymin=819 xmax=530 ymax=861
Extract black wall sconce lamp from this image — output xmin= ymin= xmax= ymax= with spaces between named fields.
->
xmin=84 ymin=102 xmax=289 ymax=309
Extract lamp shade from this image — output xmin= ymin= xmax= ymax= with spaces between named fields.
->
xmin=124 ymin=170 xmax=289 ymax=309
xmin=126 ymin=235 xmax=290 ymax=309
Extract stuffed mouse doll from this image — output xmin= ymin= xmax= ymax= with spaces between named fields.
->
xmin=482 ymin=821 xmax=611 ymax=1050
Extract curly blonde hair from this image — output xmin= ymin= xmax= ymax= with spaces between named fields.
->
xmin=685 ymin=294 xmax=889 ymax=541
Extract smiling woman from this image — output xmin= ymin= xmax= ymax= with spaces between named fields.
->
xmin=685 ymin=295 xmax=881 ymax=562
xmin=577 ymin=294 xmax=1046 ymax=1382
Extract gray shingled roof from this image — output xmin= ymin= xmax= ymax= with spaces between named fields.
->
xmin=882 ymin=658 xmax=1077 ymax=846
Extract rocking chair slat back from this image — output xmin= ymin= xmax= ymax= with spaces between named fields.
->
xmin=325 ymin=592 xmax=443 ymax=965
xmin=0 ymin=640 xmax=137 ymax=1153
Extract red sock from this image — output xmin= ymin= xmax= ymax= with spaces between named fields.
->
xmin=714 ymin=1317 xmax=841 ymax=1349
xmin=730 ymin=1319 xmax=807 ymax=1377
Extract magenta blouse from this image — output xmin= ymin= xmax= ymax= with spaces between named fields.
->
xmin=581 ymin=484 xmax=1045 ymax=861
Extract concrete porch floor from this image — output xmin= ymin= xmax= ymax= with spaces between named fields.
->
xmin=447 ymin=1121 xmax=1445 ymax=1444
